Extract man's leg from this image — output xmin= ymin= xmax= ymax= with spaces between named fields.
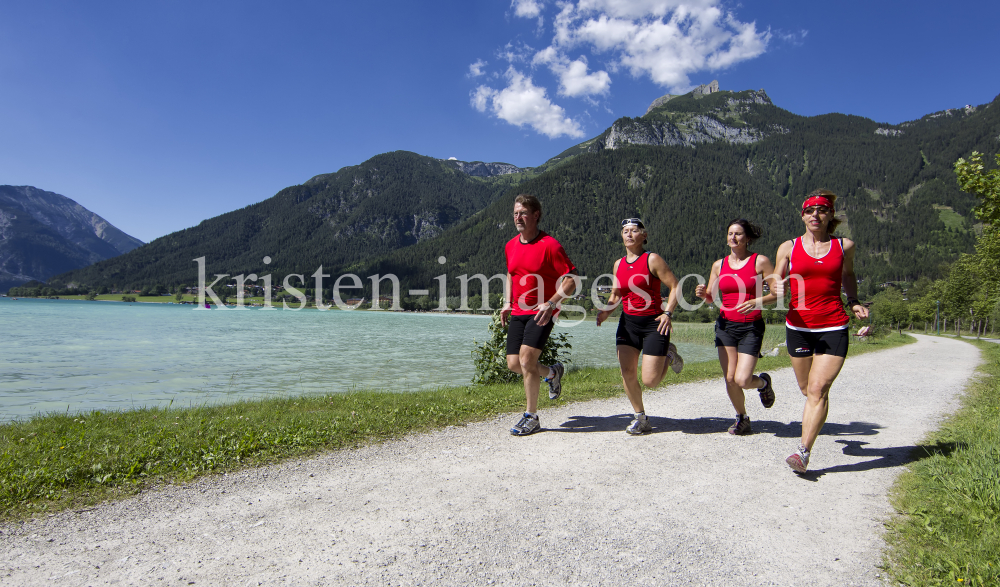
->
xmin=519 ymin=345 xmax=548 ymax=413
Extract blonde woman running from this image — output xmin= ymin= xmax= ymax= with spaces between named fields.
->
xmin=596 ymin=218 xmax=683 ymax=435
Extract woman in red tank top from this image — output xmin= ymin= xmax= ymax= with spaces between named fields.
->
xmin=774 ymin=189 xmax=869 ymax=473
xmin=595 ymin=218 xmax=682 ymax=435
xmin=694 ymin=219 xmax=777 ymax=436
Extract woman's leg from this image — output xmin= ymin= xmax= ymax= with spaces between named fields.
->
xmin=732 ymin=352 xmax=764 ymax=390
xmin=640 ymin=354 xmax=670 ymax=390
xmin=790 ymin=354 xmax=846 ymax=451
xmin=617 ymin=345 xmax=644 ymax=413
xmin=718 ymin=346 xmax=746 ymax=414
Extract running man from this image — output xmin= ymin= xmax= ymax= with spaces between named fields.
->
xmin=774 ymin=189 xmax=869 ymax=472
xmin=502 ymin=194 xmax=578 ymax=436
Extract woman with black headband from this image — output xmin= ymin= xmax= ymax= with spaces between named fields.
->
xmin=774 ymin=189 xmax=868 ymax=473
xmin=595 ymin=218 xmax=683 ymax=435
xmin=694 ymin=219 xmax=778 ymax=436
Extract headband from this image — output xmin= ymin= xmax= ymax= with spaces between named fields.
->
xmin=802 ymin=195 xmax=834 ymax=212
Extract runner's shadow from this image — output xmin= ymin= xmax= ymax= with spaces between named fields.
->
xmin=554 ymin=414 xmax=633 ymax=433
xmin=792 ymin=439 xmax=961 ymax=481
xmin=756 ymin=420 xmax=884 ymax=439
xmin=555 ymin=414 xmax=734 ymax=434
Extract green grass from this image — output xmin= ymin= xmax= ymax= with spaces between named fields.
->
xmin=882 ymin=339 xmax=1000 ymax=587
xmin=932 ymin=204 xmax=967 ymax=231
xmin=0 ymin=329 xmax=912 ymax=522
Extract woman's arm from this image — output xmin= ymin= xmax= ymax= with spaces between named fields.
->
xmin=595 ymin=259 xmax=622 ymax=326
xmin=772 ymin=240 xmax=794 ymax=300
xmin=695 ymin=259 xmax=722 ymax=302
xmin=648 ymin=253 xmax=679 ymax=335
xmin=841 ymin=239 xmax=868 ymax=319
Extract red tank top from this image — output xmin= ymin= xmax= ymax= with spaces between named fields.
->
xmin=786 ymin=237 xmax=850 ymax=331
xmin=717 ymin=253 xmax=762 ymax=323
xmin=615 ymin=252 xmax=662 ymax=316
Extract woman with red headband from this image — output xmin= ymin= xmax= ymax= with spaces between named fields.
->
xmin=774 ymin=189 xmax=868 ymax=473
xmin=596 ymin=218 xmax=683 ymax=435
xmin=694 ymin=219 xmax=778 ymax=436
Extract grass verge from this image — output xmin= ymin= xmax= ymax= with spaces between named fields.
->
xmin=0 ymin=332 xmax=912 ymax=522
xmin=882 ymin=339 xmax=1000 ymax=586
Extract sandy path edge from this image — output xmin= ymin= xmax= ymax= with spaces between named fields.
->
xmin=1 ymin=334 xmax=981 ymax=587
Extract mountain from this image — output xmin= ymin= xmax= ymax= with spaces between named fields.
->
xmin=0 ymin=186 xmax=143 ymax=291
xmin=346 ymin=85 xmax=997 ymax=300
xmin=41 ymin=85 xmax=999 ymax=302
xmin=38 ymin=151 xmax=525 ymax=289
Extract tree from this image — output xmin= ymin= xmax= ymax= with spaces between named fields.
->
xmin=954 ymin=151 xmax=1000 ymax=227
xmin=871 ymin=288 xmax=909 ymax=333
xmin=954 ymin=151 xmax=1000 ymax=332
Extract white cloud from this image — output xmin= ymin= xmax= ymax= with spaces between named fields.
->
xmin=473 ymin=1 xmax=770 ymax=137
xmin=511 ymin=0 xmax=544 ymax=18
xmin=498 ymin=41 xmax=535 ymax=64
xmin=777 ymin=29 xmax=808 ymax=47
xmin=554 ymin=1 xmax=769 ymax=91
xmin=471 ymin=68 xmax=585 ymax=138
xmin=533 ymin=49 xmax=611 ymax=97
xmin=468 ymin=59 xmax=487 ymax=77
xmin=448 ymin=157 xmax=458 ymax=160
xmin=471 ymin=86 xmax=497 ymax=112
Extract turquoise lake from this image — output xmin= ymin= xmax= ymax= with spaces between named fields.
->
xmin=0 ymin=297 xmax=715 ymax=422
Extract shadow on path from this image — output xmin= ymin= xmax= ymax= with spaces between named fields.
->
xmin=552 ymin=415 xmax=887 ymax=439
xmin=792 ymin=439 xmax=962 ymax=481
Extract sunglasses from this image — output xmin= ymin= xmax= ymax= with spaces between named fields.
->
xmin=802 ymin=207 xmax=830 ymax=216
xmin=621 ymin=218 xmax=645 ymax=228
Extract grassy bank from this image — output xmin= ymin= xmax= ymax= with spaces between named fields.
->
xmin=882 ymin=339 xmax=1000 ymax=587
xmin=0 ymin=332 xmax=911 ymax=522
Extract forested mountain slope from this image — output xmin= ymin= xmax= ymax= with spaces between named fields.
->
xmin=354 ymin=92 xmax=998 ymax=299
xmin=48 ymin=151 xmax=523 ymax=288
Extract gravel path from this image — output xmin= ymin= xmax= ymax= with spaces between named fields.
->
xmin=0 ymin=334 xmax=981 ymax=586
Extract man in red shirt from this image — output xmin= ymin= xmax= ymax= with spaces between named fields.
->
xmin=502 ymin=194 xmax=578 ymax=436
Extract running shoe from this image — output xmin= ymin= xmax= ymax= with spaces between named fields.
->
xmin=626 ymin=414 xmax=652 ymax=435
xmin=728 ymin=414 xmax=751 ymax=435
xmin=545 ymin=362 xmax=564 ymax=400
xmin=510 ymin=413 xmax=540 ymax=436
xmin=758 ymin=372 xmax=775 ymax=409
xmin=786 ymin=445 xmax=810 ymax=473
xmin=667 ymin=343 xmax=684 ymax=374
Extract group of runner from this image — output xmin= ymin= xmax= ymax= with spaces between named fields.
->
xmin=499 ymin=191 xmax=869 ymax=474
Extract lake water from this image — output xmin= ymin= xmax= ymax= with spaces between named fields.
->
xmin=0 ymin=298 xmax=715 ymax=422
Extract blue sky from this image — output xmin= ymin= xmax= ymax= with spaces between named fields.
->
xmin=1 ymin=0 xmax=997 ymax=243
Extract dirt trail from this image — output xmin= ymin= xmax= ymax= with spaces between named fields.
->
xmin=1 ymin=334 xmax=980 ymax=586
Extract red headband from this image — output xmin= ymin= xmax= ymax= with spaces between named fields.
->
xmin=802 ymin=195 xmax=833 ymax=212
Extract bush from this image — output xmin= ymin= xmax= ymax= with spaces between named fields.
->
xmin=471 ymin=309 xmax=572 ymax=384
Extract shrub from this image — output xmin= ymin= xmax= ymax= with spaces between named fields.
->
xmin=471 ymin=309 xmax=571 ymax=384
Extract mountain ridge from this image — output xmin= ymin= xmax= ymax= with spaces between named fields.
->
xmin=0 ymin=185 xmax=143 ymax=291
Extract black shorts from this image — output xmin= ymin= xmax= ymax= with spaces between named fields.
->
xmin=786 ymin=326 xmax=849 ymax=358
xmin=615 ymin=313 xmax=670 ymax=356
xmin=506 ymin=314 xmax=556 ymax=355
xmin=715 ymin=317 xmax=765 ymax=356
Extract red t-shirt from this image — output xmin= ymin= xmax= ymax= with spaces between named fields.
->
xmin=786 ymin=237 xmax=850 ymax=331
xmin=615 ymin=252 xmax=662 ymax=316
xmin=505 ymin=231 xmax=576 ymax=316
xmin=717 ymin=253 xmax=762 ymax=323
